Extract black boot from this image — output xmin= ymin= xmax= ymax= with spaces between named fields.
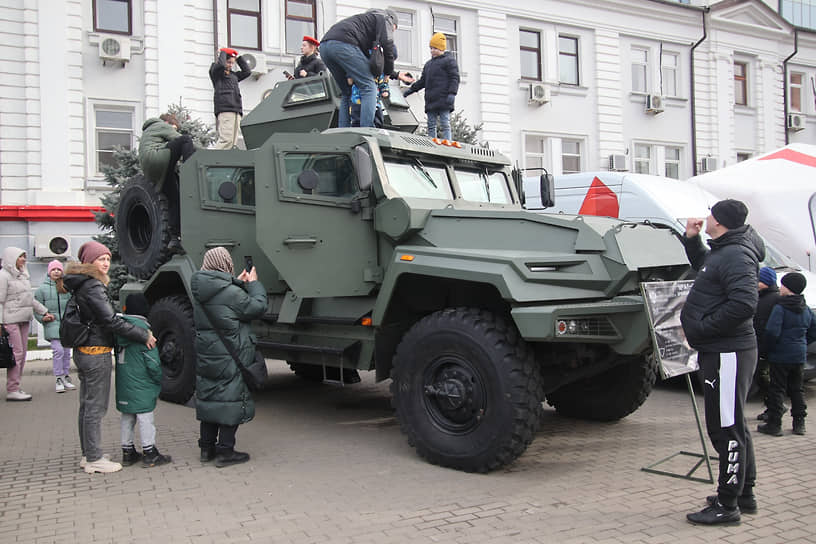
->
xmin=215 ymin=446 xmax=250 ymax=468
xmin=687 ymin=500 xmax=740 ymax=525
xmin=142 ymin=446 xmax=172 ymax=467
xmin=757 ymin=422 xmax=783 ymax=436
xmin=793 ymin=417 xmax=806 ymax=435
xmin=121 ymin=445 xmax=142 ymax=467
xmin=199 ymin=439 xmax=216 ymax=462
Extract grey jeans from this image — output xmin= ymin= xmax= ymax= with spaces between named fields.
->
xmin=75 ymin=350 xmax=113 ymax=463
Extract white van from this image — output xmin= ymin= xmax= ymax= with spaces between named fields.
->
xmin=524 ymin=171 xmax=816 ymax=379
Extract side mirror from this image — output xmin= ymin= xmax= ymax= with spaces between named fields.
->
xmin=540 ymin=173 xmax=555 ymax=208
xmin=297 ymin=170 xmax=319 ymax=194
xmin=353 ymin=145 xmax=373 ymax=191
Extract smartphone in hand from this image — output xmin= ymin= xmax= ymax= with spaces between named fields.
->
xmin=283 ymin=70 xmax=294 ymax=80
xmin=244 ymin=255 xmax=254 ymax=274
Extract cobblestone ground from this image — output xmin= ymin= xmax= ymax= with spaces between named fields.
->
xmin=1 ymin=360 xmax=814 ymax=543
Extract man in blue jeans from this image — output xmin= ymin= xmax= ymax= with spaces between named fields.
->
xmin=320 ymin=9 xmax=398 ymax=128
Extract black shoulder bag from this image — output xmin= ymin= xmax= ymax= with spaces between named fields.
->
xmin=369 ymin=41 xmax=385 ymax=76
xmin=0 ymin=326 xmax=15 ymax=368
xmin=199 ymin=303 xmax=268 ymax=391
xmin=59 ymin=295 xmax=91 ymax=348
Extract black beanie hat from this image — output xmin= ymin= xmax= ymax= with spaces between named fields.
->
xmin=711 ymin=199 xmax=748 ymax=229
xmin=781 ymin=272 xmax=807 ymax=295
xmin=124 ymin=293 xmax=151 ymax=317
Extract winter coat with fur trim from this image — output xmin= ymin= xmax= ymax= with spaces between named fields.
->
xmin=62 ymin=262 xmax=149 ymax=348
xmin=0 ymin=246 xmax=49 ymax=325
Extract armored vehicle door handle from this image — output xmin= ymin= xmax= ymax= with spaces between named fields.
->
xmin=205 ymin=240 xmax=238 ymax=248
xmin=284 ymin=236 xmax=318 ymax=247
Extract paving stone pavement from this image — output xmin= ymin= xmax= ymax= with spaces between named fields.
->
xmin=2 ymin=358 xmax=815 ymax=543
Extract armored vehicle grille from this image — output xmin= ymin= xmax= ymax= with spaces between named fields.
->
xmin=585 ymin=317 xmax=618 ymax=337
xmin=401 ymin=136 xmax=435 ymax=148
xmin=470 ymin=147 xmax=497 ymax=158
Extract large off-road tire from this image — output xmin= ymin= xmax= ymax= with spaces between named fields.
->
xmin=149 ymin=295 xmax=197 ymax=404
xmin=546 ymin=354 xmax=657 ymax=421
xmin=116 ymin=174 xmax=172 ymax=279
xmin=390 ymin=307 xmax=543 ymax=473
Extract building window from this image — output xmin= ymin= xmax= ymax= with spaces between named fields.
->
xmin=520 ymin=30 xmax=541 ymax=81
xmin=781 ymin=0 xmax=816 ymax=30
xmin=562 ymin=139 xmax=582 ymax=173
xmin=737 ymin=152 xmax=752 ymax=162
xmin=94 ymin=106 xmax=134 ymax=175
xmin=525 ymin=135 xmax=547 ymax=171
xmin=633 ymin=143 xmax=651 ymax=174
xmin=790 ymin=72 xmax=804 ymax=112
xmin=228 ymin=0 xmax=261 ymax=51
xmin=394 ymin=11 xmax=416 ymax=66
xmin=434 ymin=16 xmax=458 ymax=63
xmin=632 ymin=47 xmax=648 ymax=93
xmin=734 ymin=61 xmax=748 ymax=106
xmin=664 ymin=146 xmax=681 ymax=179
xmin=285 ymin=0 xmax=316 ymax=55
xmin=661 ymin=52 xmax=679 ymax=97
xmin=93 ymin=0 xmax=131 ymax=35
xmin=559 ymin=36 xmax=579 ymax=85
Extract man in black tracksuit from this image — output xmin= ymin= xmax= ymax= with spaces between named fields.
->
xmin=680 ymin=199 xmax=764 ymax=525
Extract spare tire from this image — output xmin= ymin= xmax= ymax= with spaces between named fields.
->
xmin=150 ymin=295 xmax=197 ymax=404
xmin=116 ymin=174 xmax=172 ymax=279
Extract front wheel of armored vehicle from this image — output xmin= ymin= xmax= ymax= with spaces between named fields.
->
xmin=390 ymin=307 xmax=543 ymax=472
xmin=149 ymin=295 xmax=197 ymax=404
xmin=546 ymin=354 xmax=657 ymax=421
xmin=116 ymin=174 xmax=173 ymax=279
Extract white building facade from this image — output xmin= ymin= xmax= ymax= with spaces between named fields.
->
xmin=1 ymin=0 xmax=814 ymax=266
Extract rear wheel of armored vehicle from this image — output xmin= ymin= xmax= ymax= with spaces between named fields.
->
xmin=116 ymin=174 xmax=173 ymax=279
xmin=390 ymin=307 xmax=543 ymax=473
xmin=546 ymin=354 xmax=657 ymax=421
xmin=149 ymin=295 xmax=197 ymax=404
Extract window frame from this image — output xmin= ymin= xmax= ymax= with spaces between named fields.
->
xmin=393 ymin=9 xmax=416 ymax=67
xmin=91 ymin=104 xmax=136 ymax=178
xmin=664 ymin=145 xmax=681 ymax=179
xmin=561 ymin=139 xmax=582 ymax=174
xmin=519 ymin=29 xmax=542 ymax=81
xmin=633 ymin=143 xmax=652 ymax=174
xmin=285 ymin=0 xmax=316 ymax=55
xmin=558 ymin=35 xmax=579 ymax=86
xmin=790 ymin=71 xmax=805 ymax=113
xmin=227 ymin=0 xmax=262 ymax=51
xmin=433 ymin=15 xmax=459 ymax=63
xmin=734 ymin=61 xmax=748 ymax=106
xmin=524 ymin=133 xmax=586 ymax=176
xmin=93 ymin=0 xmax=132 ymax=35
xmin=279 ymin=151 xmax=359 ymax=206
xmin=661 ymin=51 xmax=679 ymax=97
xmin=200 ymin=166 xmax=257 ymax=212
xmin=631 ymin=47 xmax=649 ymax=93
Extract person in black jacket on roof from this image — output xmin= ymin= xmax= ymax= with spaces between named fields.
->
xmin=680 ymin=199 xmax=764 ymax=526
xmin=320 ymin=9 xmax=398 ymax=128
xmin=209 ymin=47 xmax=251 ymax=149
xmin=292 ymin=36 xmax=326 ymax=79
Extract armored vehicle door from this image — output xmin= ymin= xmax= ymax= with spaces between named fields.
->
xmin=254 ymin=136 xmax=379 ymax=298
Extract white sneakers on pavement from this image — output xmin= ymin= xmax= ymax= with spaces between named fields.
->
xmin=6 ymin=390 xmax=32 ymax=401
xmin=83 ymin=456 xmax=122 ymax=474
xmin=80 ymin=454 xmax=110 ymax=469
xmin=56 ymin=378 xmax=65 ymax=393
xmin=62 ymin=376 xmax=76 ymax=390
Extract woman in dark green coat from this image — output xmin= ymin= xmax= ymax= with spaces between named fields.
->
xmin=191 ymin=247 xmax=267 ymax=467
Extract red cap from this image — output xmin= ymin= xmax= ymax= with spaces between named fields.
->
xmin=220 ymin=47 xmax=239 ymax=58
xmin=303 ymin=36 xmax=320 ymax=47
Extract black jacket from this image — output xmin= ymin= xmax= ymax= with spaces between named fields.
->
xmin=764 ymin=294 xmax=816 ymax=364
xmin=295 ymin=53 xmax=326 ymax=78
xmin=209 ymin=51 xmax=251 ymax=116
xmin=404 ymin=52 xmax=460 ymax=113
xmin=63 ymin=263 xmax=149 ymax=348
xmin=680 ymin=225 xmax=765 ymax=353
xmin=754 ymin=284 xmax=781 ymax=356
xmin=321 ymin=11 xmax=396 ymax=77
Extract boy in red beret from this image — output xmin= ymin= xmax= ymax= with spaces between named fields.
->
xmin=292 ymin=36 xmax=326 ymax=79
xmin=209 ymin=47 xmax=251 ymax=149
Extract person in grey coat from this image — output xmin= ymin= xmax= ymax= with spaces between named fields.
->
xmin=191 ymin=247 xmax=267 ymax=468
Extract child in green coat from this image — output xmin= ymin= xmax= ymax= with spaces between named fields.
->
xmin=115 ymin=294 xmax=171 ymax=467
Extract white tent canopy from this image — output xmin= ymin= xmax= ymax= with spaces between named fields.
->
xmin=688 ymin=144 xmax=816 ymax=272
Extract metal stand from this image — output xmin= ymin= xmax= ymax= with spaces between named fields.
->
xmin=642 ymin=373 xmax=717 ymax=484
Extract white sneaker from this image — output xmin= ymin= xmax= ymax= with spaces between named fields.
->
xmin=56 ymin=378 xmax=66 ymax=393
xmin=84 ymin=456 xmax=122 ymax=474
xmin=62 ymin=376 xmax=76 ymax=390
xmin=80 ymin=453 xmax=109 ymax=469
xmin=6 ymin=390 xmax=32 ymax=401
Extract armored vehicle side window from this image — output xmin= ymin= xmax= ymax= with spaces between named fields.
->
xmin=204 ymin=167 xmax=256 ymax=207
xmin=284 ymin=80 xmax=329 ymax=106
xmin=383 ymin=160 xmax=452 ymax=199
xmin=283 ymin=153 xmax=356 ymax=198
xmin=456 ymin=170 xmax=512 ymax=204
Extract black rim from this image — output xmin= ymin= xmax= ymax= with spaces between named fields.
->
xmin=422 ymin=354 xmax=487 ymax=434
xmin=158 ymin=329 xmax=183 ymax=379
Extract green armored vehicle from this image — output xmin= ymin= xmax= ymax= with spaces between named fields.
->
xmin=117 ymin=74 xmax=690 ymax=472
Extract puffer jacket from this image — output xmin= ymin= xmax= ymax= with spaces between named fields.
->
xmin=321 ymin=10 xmax=396 ymax=77
xmin=191 ymin=270 xmax=267 ymax=426
xmin=0 ymin=246 xmax=48 ymax=324
xmin=138 ymin=118 xmax=180 ymax=188
xmin=115 ymin=313 xmax=162 ymax=414
xmin=62 ymin=262 xmax=149 ymax=348
xmin=754 ymin=284 xmax=781 ymax=357
xmin=34 ymin=277 xmax=71 ymax=340
xmin=209 ymin=51 xmax=251 ymax=116
xmin=294 ymin=53 xmax=326 ymax=78
xmin=764 ymin=294 xmax=816 ymax=364
xmin=404 ymin=51 xmax=460 ymax=113
xmin=680 ymin=224 xmax=765 ymax=353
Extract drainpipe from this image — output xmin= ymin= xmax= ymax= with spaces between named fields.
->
xmin=783 ymin=30 xmax=798 ymax=145
xmin=212 ymin=0 xmax=219 ymax=58
xmin=690 ymin=7 xmax=708 ymax=177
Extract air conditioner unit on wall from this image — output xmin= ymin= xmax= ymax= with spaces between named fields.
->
xmin=98 ymin=35 xmax=131 ymax=63
xmin=528 ymin=83 xmax=551 ymax=105
xmin=700 ymin=156 xmax=718 ymax=173
xmin=787 ymin=113 xmax=806 ymax=132
xmin=645 ymin=94 xmax=664 ymax=114
xmin=608 ymin=154 xmax=627 ymax=171
xmin=34 ymin=235 xmax=71 ymax=259
xmin=243 ymin=52 xmax=268 ymax=77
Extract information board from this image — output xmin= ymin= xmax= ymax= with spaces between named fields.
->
xmin=640 ymin=280 xmax=698 ymax=379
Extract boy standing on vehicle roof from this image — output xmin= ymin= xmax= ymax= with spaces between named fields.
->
xmin=210 ymin=47 xmax=251 ymax=149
